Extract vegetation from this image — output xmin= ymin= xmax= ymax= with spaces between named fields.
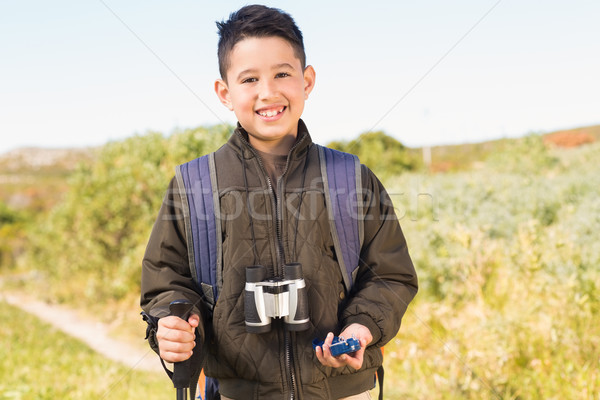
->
xmin=0 ymin=202 xmax=28 ymax=269
xmin=1 ymin=125 xmax=598 ymax=398
xmin=328 ymin=130 xmax=422 ymax=180
xmin=382 ymin=139 xmax=600 ymax=398
xmin=18 ymin=126 xmax=230 ymax=311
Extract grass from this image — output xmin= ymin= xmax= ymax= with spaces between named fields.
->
xmin=0 ymin=301 xmax=173 ymax=400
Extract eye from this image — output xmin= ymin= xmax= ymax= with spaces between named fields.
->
xmin=275 ymin=72 xmax=290 ymax=78
xmin=242 ymin=77 xmax=258 ymax=84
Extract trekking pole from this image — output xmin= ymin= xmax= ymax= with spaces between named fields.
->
xmin=169 ymin=300 xmax=194 ymax=400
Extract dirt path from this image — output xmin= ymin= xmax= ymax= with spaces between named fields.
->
xmin=2 ymin=292 xmax=163 ymax=373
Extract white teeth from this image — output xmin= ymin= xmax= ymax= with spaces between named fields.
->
xmin=258 ymin=108 xmax=283 ymax=117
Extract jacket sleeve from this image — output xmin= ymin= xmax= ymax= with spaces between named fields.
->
xmin=140 ymin=177 xmax=206 ymax=352
xmin=340 ymin=165 xmax=418 ymax=346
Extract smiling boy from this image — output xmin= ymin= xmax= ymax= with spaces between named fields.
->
xmin=141 ymin=5 xmax=417 ymax=400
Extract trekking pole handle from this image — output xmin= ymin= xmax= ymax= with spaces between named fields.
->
xmin=169 ymin=299 xmax=193 ymax=323
xmin=169 ymin=299 xmax=194 ymax=398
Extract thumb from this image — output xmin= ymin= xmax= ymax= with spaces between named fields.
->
xmin=188 ymin=313 xmax=200 ymax=328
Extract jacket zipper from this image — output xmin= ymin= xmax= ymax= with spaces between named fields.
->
xmin=237 ymin=132 xmax=306 ymax=400
xmin=276 ymin=171 xmax=297 ymax=400
xmin=285 ymin=332 xmax=296 ymax=400
xmin=275 ymin=138 xmax=306 ymax=400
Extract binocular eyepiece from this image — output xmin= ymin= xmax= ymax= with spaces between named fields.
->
xmin=244 ymin=263 xmax=310 ymax=333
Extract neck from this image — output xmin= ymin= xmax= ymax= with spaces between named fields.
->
xmin=248 ymin=134 xmax=297 ymax=155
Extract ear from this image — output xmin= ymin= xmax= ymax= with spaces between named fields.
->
xmin=214 ymin=79 xmax=233 ymax=110
xmin=303 ymin=65 xmax=316 ymax=100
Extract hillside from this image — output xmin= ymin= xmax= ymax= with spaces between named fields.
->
xmin=421 ymin=124 xmax=599 ymax=172
xmin=543 ymin=124 xmax=600 ymax=147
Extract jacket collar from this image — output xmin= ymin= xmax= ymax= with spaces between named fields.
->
xmin=228 ymin=119 xmax=313 ymax=160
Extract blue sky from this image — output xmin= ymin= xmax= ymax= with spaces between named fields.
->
xmin=1 ymin=0 xmax=599 ymax=153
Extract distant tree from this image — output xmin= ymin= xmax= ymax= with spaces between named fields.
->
xmin=328 ymin=130 xmax=421 ymax=180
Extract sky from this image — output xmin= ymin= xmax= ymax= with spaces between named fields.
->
xmin=1 ymin=0 xmax=599 ymax=153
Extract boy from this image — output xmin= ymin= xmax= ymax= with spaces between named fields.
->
xmin=141 ymin=5 xmax=417 ymax=400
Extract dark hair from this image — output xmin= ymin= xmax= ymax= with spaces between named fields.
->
xmin=216 ymin=5 xmax=306 ymax=80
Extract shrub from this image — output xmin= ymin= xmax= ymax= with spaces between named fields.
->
xmin=0 ymin=202 xmax=28 ymax=270
xmin=22 ymin=125 xmax=231 ymax=306
xmin=485 ymin=134 xmax=559 ymax=174
xmin=382 ymin=142 xmax=600 ymax=398
xmin=328 ymin=130 xmax=421 ymax=181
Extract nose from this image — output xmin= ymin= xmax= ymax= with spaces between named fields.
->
xmin=258 ymin=79 xmax=278 ymax=100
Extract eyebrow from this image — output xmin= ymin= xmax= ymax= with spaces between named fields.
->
xmin=236 ymin=63 xmax=296 ymax=81
xmin=273 ymin=63 xmax=295 ymax=70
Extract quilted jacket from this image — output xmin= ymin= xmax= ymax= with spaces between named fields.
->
xmin=140 ymin=120 xmax=418 ymax=399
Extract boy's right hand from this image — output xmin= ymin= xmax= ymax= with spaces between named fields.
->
xmin=157 ymin=314 xmax=200 ymax=362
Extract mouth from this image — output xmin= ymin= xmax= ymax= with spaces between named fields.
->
xmin=256 ymin=106 xmax=286 ymax=118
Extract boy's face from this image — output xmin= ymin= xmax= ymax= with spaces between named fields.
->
xmin=215 ymin=36 xmax=315 ymax=153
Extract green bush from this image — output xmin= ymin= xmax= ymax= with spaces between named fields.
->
xmin=0 ymin=202 xmax=28 ymax=270
xmin=328 ymin=130 xmax=421 ymax=181
xmin=485 ymin=134 xmax=559 ymax=174
xmin=22 ymin=125 xmax=231 ymax=306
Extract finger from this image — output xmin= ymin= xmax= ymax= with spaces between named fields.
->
xmin=160 ymin=349 xmax=194 ymax=363
xmin=188 ymin=314 xmax=200 ymax=328
xmin=158 ymin=336 xmax=195 ymax=363
xmin=321 ymin=332 xmax=336 ymax=360
xmin=345 ymin=341 xmax=367 ymax=370
xmin=360 ymin=338 xmax=369 ymax=349
xmin=157 ymin=324 xmax=197 ymax=346
xmin=324 ymin=332 xmax=334 ymax=346
xmin=159 ymin=315 xmax=194 ymax=332
xmin=315 ymin=345 xmax=326 ymax=365
xmin=157 ymin=325 xmax=196 ymax=343
xmin=319 ymin=333 xmax=334 ymax=359
xmin=316 ymin=344 xmax=340 ymax=368
xmin=159 ymin=338 xmax=196 ymax=354
xmin=343 ymin=351 xmax=363 ymax=370
xmin=322 ymin=344 xmax=346 ymax=368
xmin=339 ymin=323 xmax=373 ymax=346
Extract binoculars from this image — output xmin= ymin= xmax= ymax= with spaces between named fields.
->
xmin=244 ymin=263 xmax=310 ymax=333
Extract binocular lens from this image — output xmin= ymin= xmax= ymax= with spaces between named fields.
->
xmin=246 ymin=265 xmax=267 ymax=283
xmin=283 ymin=262 xmax=302 ymax=280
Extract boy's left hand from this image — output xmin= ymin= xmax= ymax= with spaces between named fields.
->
xmin=315 ymin=323 xmax=373 ymax=370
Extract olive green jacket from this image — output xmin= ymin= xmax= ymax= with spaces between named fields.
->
xmin=141 ymin=121 xmax=418 ymax=399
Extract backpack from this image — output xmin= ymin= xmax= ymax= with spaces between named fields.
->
xmin=176 ymin=144 xmax=382 ymax=400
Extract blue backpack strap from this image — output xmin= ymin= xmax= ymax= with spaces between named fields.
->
xmin=175 ymin=152 xmax=222 ymax=308
xmin=177 ymin=154 xmax=222 ymax=399
xmin=203 ymin=377 xmax=220 ymax=400
xmin=317 ymin=145 xmax=363 ymax=292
